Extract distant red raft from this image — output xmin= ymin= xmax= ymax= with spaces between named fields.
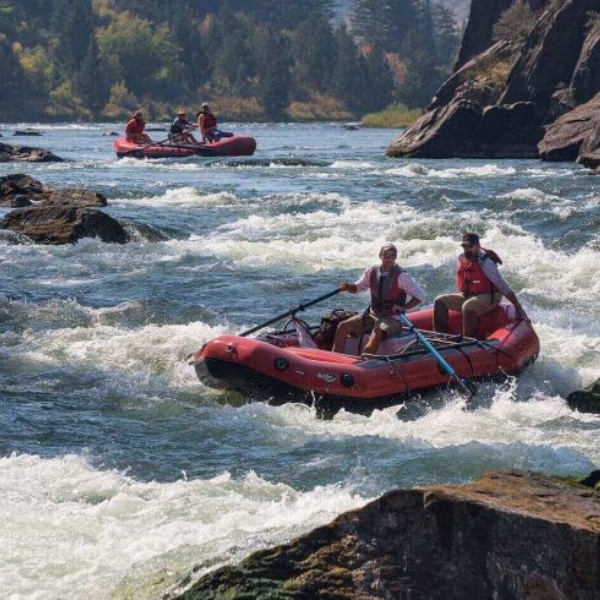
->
xmin=193 ymin=304 xmax=540 ymax=412
xmin=113 ymin=135 xmax=256 ymax=158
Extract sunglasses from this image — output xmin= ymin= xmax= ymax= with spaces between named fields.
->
xmin=381 ymin=253 xmax=397 ymax=259
xmin=461 ymin=243 xmax=475 ymax=248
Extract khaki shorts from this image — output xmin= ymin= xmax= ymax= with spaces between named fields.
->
xmin=435 ymin=293 xmax=501 ymax=316
xmin=340 ymin=312 xmax=404 ymax=338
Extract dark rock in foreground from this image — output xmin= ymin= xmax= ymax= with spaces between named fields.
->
xmin=3 ymin=205 xmax=129 ymax=245
xmin=0 ymin=174 xmax=47 ymax=205
xmin=0 ymin=174 xmax=106 ymax=208
xmin=174 ymin=471 xmax=600 ymax=600
xmin=1 ymin=174 xmax=125 ymax=245
xmin=0 ymin=141 xmax=63 ymax=162
xmin=13 ymin=130 xmax=42 ymax=136
xmin=568 ymin=377 xmax=600 ymax=412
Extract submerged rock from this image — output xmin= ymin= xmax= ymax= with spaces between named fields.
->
xmin=173 ymin=470 xmax=600 ymax=600
xmin=0 ymin=141 xmax=63 ymax=162
xmin=567 ymin=377 xmax=600 ymax=413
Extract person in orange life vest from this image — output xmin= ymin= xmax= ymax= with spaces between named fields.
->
xmin=197 ymin=103 xmax=233 ymax=142
xmin=169 ymin=108 xmax=197 ymax=144
xmin=333 ymin=244 xmax=426 ymax=355
xmin=125 ymin=110 xmax=152 ymax=144
xmin=433 ymin=233 xmax=530 ymax=339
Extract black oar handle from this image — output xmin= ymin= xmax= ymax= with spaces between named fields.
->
xmin=239 ymin=288 xmax=342 ymax=337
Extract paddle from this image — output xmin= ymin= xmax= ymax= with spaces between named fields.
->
xmin=119 ymin=135 xmax=172 ymax=157
xmin=398 ymin=313 xmax=476 ymax=401
xmin=240 ymin=289 xmax=342 ymax=337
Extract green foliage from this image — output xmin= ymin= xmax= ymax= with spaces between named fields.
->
xmin=0 ymin=0 xmax=462 ymax=121
xmin=361 ymin=103 xmax=422 ymax=127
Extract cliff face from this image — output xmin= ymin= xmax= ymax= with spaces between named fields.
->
xmin=173 ymin=470 xmax=600 ymax=600
xmin=387 ymin=0 xmax=600 ymax=167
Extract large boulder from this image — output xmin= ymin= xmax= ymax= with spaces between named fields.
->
xmin=501 ymin=0 xmax=600 ymax=113
xmin=430 ymin=41 xmax=520 ymax=111
xmin=0 ymin=141 xmax=63 ymax=162
xmin=0 ymin=174 xmax=47 ymax=205
xmin=387 ymin=99 xmax=542 ymax=158
xmin=2 ymin=205 xmax=129 ymax=245
xmin=455 ymin=0 xmax=549 ymax=69
xmin=471 ymin=101 xmax=543 ymax=156
xmin=44 ymin=188 xmax=107 ymax=207
xmin=538 ymin=92 xmax=600 ymax=161
xmin=572 ymin=21 xmax=600 ymax=103
xmin=0 ymin=174 xmax=106 ymax=207
xmin=175 ymin=470 xmax=600 ymax=600
xmin=386 ymin=99 xmax=483 ymax=158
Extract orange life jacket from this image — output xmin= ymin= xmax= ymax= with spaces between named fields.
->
xmin=370 ymin=265 xmax=407 ymax=317
xmin=456 ymin=249 xmax=502 ymax=297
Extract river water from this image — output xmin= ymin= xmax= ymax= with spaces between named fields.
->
xmin=1 ymin=122 xmax=599 ymax=599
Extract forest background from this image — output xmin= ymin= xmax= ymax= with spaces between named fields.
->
xmin=0 ymin=0 xmax=465 ymax=122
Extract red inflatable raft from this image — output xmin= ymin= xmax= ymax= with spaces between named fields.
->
xmin=113 ymin=135 xmax=256 ymax=158
xmin=193 ymin=303 xmax=540 ymax=412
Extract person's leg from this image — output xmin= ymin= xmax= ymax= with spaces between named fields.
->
xmin=434 ymin=294 xmax=464 ymax=332
xmin=362 ymin=316 xmax=403 ymax=355
xmin=332 ymin=313 xmax=373 ymax=354
xmin=462 ymin=294 xmax=500 ymax=338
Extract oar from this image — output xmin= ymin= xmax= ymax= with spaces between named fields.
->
xmin=240 ymin=289 xmax=342 ymax=337
xmin=398 ymin=313 xmax=476 ymax=401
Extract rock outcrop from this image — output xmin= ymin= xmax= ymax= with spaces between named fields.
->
xmin=387 ymin=0 xmax=600 ymax=169
xmin=3 ymin=205 xmax=129 ymax=245
xmin=1 ymin=174 xmax=127 ymax=244
xmin=0 ymin=174 xmax=106 ymax=207
xmin=174 ymin=470 xmax=600 ymax=600
xmin=0 ymin=141 xmax=63 ymax=162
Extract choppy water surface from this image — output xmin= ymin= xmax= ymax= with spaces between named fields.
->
xmin=1 ymin=122 xmax=599 ymax=599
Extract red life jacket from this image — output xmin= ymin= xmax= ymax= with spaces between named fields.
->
xmin=125 ymin=117 xmax=145 ymax=136
xmin=369 ymin=265 xmax=407 ymax=317
xmin=456 ymin=249 xmax=502 ymax=297
xmin=201 ymin=111 xmax=217 ymax=129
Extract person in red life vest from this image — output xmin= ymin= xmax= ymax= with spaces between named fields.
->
xmin=169 ymin=108 xmax=197 ymax=144
xmin=196 ymin=102 xmax=233 ymax=142
xmin=434 ymin=232 xmax=530 ymax=339
xmin=333 ymin=244 xmax=426 ymax=355
xmin=125 ymin=110 xmax=152 ymax=144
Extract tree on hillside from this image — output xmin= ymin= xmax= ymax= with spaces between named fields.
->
xmin=0 ymin=37 xmax=26 ymax=114
xmin=292 ymin=15 xmax=336 ymax=95
xmin=97 ymin=12 xmax=181 ymax=100
xmin=51 ymin=0 xmax=96 ymax=76
xmin=253 ymin=25 xmax=290 ymax=118
xmin=74 ymin=35 xmax=109 ymax=112
xmin=432 ymin=3 xmax=461 ymax=68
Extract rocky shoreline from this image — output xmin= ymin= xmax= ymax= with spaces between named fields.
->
xmin=170 ymin=470 xmax=600 ymax=599
xmin=387 ymin=0 xmax=600 ymax=172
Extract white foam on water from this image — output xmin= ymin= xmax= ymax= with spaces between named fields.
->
xmin=0 ymin=453 xmax=369 ymax=599
xmin=330 ymin=160 xmax=375 ymax=170
xmin=382 ymin=164 xmax=519 ymax=179
xmin=19 ymin=319 xmax=222 ymax=391
xmin=115 ymin=187 xmax=239 ymax=208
